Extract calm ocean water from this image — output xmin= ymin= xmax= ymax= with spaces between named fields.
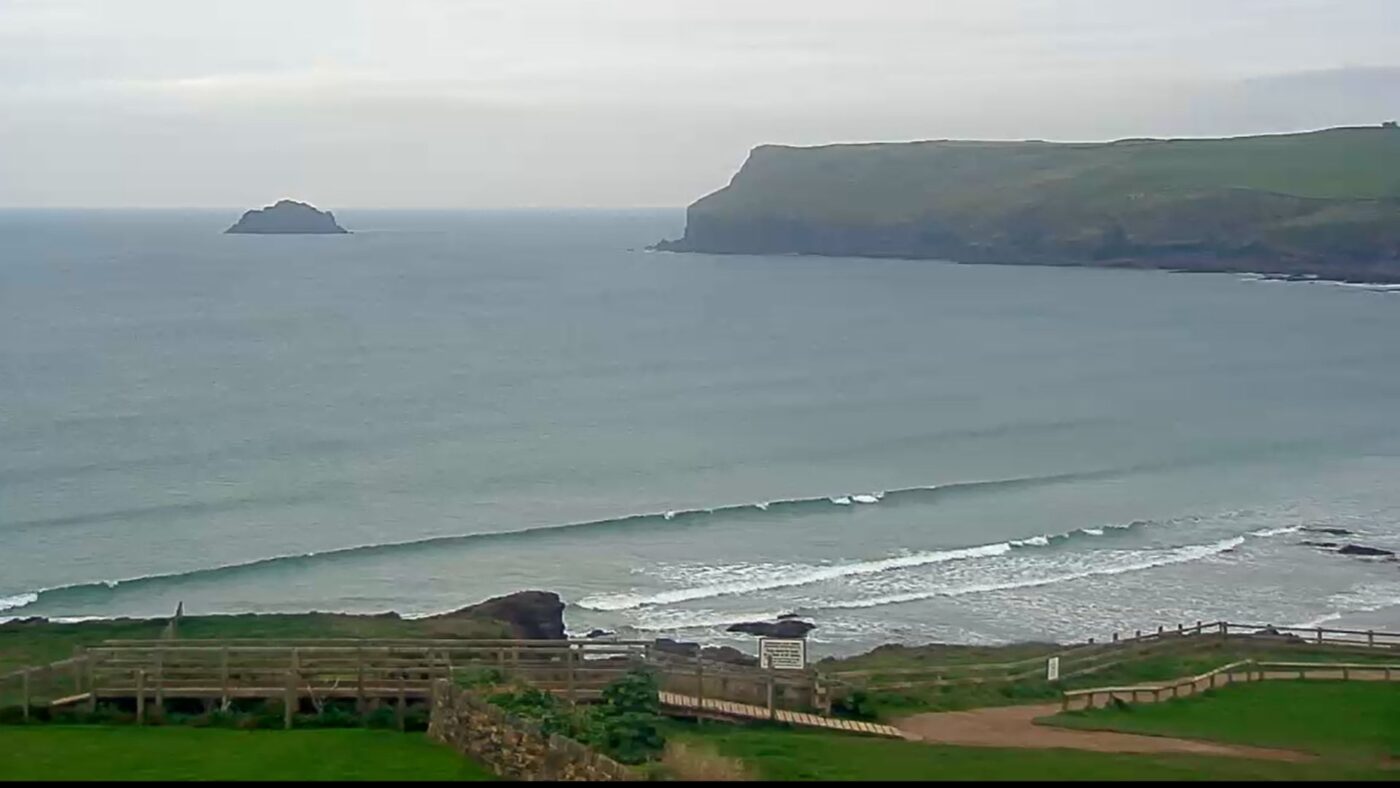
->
xmin=3 ymin=209 xmax=1400 ymax=655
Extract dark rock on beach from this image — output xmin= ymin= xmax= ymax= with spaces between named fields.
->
xmin=651 ymin=638 xmax=760 ymax=666
xmin=1300 ymin=541 xmax=1340 ymax=549
xmin=427 ymin=590 xmax=566 ymax=639
xmin=584 ymin=628 xmax=615 ymax=639
xmin=225 ymin=199 xmax=349 ymax=234
xmin=1337 ymin=544 xmax=1396 ymax=558
xmin=726 ymin=618 xmax=817 ymax=638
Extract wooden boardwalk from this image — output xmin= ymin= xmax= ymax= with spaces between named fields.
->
xmin=658 ymin=690 xmax=906 ymax=738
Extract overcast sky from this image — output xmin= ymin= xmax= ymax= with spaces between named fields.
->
xmin=2 ymin=0 xmax=1398 ymax=208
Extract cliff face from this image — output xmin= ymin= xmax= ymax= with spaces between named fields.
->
xmin=226 ymin=199 xmax=349 ymax=234
xmin=657 ymin=127 xmax=1400 ymax=282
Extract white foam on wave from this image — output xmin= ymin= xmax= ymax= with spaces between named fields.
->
xmin=1012 ymin=535 xmax=1051 ymax=547
xmin=754 ymin=502 xmax=770 ymax=511
xmin=1081 ymin=528 xmax=1105 ymax=536
xmin=576 ymin=541 xmax=1017 ymax=611
xmin=851 ymin=494 xmax=881 ymax=505
xmin=0 ymin=592 xmax=39 ymax=612
xmin=1288 ymin=582 xmax=1400 ymax=629
xmin=817 ymin=537 xmax=1246 ymax=610
xmin=1248 ymin=525 xmax=1304 ymax=538
xmin=830 ymin=497 xmax=853 ymax=505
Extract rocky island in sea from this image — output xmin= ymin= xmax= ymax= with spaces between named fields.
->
xmin=225 ymin=199 xmax=349 ymax=234
xmin=655 ymin=124 xmax=1400 ymax=283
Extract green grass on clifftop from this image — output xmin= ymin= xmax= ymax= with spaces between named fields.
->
xmin=0 ymin=727 xmax=494 ymax=782
xmin=1044 ymin=680 xmax=1400 ymax=760
xmin=665 ymin=721 xmax=1394 ymax=781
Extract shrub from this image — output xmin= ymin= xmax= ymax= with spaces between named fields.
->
xmin=589 ymin=670 xmax=666 ymax=765
xmin=454 ymin=667 xmax=506 ymax=689
xmin=364 ymin=707 xmax=398 ymax=730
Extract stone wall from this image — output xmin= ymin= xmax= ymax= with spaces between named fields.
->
xmin=427 ymin=680 xmax=636 ymax=781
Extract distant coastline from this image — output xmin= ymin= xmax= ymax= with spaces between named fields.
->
xmin=655 ymin=126 xmax=1400 ymax=285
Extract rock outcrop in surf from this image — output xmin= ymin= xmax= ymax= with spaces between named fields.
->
xmin=225 ymin=200 xmax=349 ymax=234
xmin=726 ymin=618 xmax=817 ymax=638
xmin=428 ymin=590 xmax=567 ymax=639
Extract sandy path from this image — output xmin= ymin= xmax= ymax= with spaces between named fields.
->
xmin=894 ymin=704 xmax=1311 ymax=762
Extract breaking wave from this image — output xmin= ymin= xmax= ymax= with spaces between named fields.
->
xmin=0 ymin=469 xmax=1107 ymax=615
xmin=816 ymin=537 xmax=1246 ymax=610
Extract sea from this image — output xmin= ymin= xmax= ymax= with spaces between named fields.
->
xmin=3 ymin=208 xmax=1400 ymax=657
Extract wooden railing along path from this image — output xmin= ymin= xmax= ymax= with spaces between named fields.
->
xmin=3 ymin=621 xmax=1396 ymax=725
xmin=1061 ymin=659 xmax=1400 ymax=711
xmin=823 ymin=621 xmax=1400 ymax=693
xmin=0 ymin=636 xmax=828 ymax=726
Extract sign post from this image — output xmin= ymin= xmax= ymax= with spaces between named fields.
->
xmin=1046 ymin=656 xmax=1061 ymax=682
xmin=759 ymin=638 xmax=806 ymax=671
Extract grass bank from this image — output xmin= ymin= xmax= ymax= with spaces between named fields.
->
xmin=665 ymin=721 xmax=1395 ymax=781
xmin=0 ymin=727 xmax=494 ymax=781
xmin=1043 ymin=680 xmax=1400 ymax=761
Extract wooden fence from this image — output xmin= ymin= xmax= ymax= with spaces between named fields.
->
xmin=0 ymin=636 xmax=827 ymax=725
xmin=1062 ymin=658 xmax=1400 ymax=711
xmin=824 ymin=620 xmax=1400 ymax=694
xmin=4 ymin=621 xmax=1396 ymax=724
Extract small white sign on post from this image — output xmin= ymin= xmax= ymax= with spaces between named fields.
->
xmin=759 ymin=638 xmax=807 ymax=670
xmin=1047 ymin=656 xmax=1061 ymax=682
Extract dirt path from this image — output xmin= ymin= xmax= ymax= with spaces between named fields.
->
xmin=894 ymin=704 xmax=1312 ymax=762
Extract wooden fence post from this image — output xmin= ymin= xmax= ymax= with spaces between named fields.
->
xmin=20 ymin=669 xmax=31 ymax=722
xmin=220 ymin=646 xmax=230 ymax=710
xmin=566 ymin=646 xmax=576 ymax=704
xmin=135 ymin=669 xmax=147 ymax=725
xmin=1367 ymin=630 xmax=1375 ymax=648
xmin=284 ymin=671 xmax=295 ymax=730
xmin=85 ymin=655 xmax=97 ymax=712
xmin=396 ymin=674 xmax=407 ymax=731
xmin=1316 ymin=628 xmax=1323 ymax=644
xmin=695 ymin=657 xmax=705 ymax=711
xmin=766 ymin=671 xmax=775 ymax=721
xmin=356 ymin=647 xmax=366 ymax=715
xmin=154 ymin=646 xmax=165 ymax=717
xmin=72 ymin=647 xmax=83 ymax=694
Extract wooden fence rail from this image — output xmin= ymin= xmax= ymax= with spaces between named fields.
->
xmin=1062 ymin=658 xmax=1400 ymax=711
xmin=5 ymin=621 xmax=1398 ymax=722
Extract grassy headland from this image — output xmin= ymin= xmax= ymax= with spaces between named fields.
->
xmin=658 ymin=125 xmax=1400 ymax=282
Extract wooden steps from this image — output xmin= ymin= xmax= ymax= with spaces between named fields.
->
xmin=658 ymin=691 xmax=904 ymax=738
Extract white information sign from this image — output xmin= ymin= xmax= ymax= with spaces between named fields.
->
xmin=759 ymin=637 xmax=807 ymax=670
xmin=1046 ymin=656 xmax=1061 ymax=682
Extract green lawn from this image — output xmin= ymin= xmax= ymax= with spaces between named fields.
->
xmin=667 ymin=722 xmax=1394 ymax=781
xmin=1044 ymin=681 xmax=1400 ymax=760
xmin=0 ymin=727 xmax=494 ymax=782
